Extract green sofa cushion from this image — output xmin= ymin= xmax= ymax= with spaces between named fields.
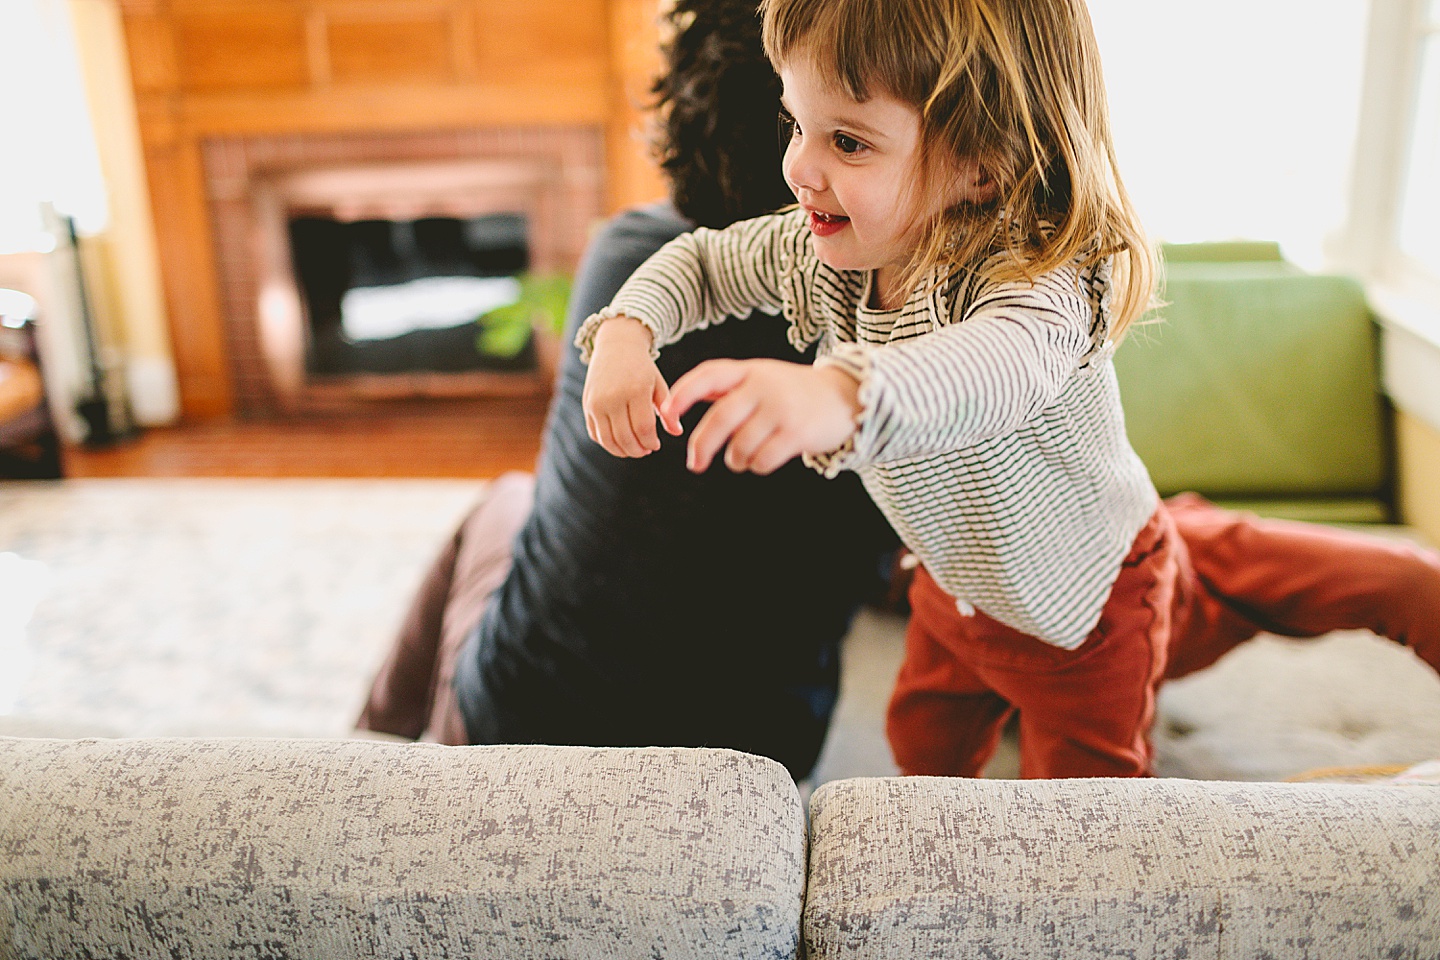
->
xmin=1114 ymin=270 xmax=1388 ymax=508
xmin=1206 ymin=497 xmax=1392 ymax=525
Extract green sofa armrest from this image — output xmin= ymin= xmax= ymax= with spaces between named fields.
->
xmin=1160 ymin=240 xmax=1286 ymax=263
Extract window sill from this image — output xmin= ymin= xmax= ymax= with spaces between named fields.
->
xmin=1370 ymin=286 xmax=1440 ymax=433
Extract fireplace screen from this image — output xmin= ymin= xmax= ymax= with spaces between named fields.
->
xmin=206 ymin=131 xmax=601 ymax=413
xmin=288 ymin=213 xmax=536 ymax=376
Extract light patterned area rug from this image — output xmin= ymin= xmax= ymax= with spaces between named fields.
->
xmin=1154 ymin=630 xmax=1440 ymax=781
xmin=2 ymin=478 xmax=1439 ymax=783
xmin=0 ymin=479 xmax=484 ymax=739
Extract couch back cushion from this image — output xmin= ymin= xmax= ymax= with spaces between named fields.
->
xmin=1114 ymin=265 xmax=1390 ymax=521
xmin=0 ymin=738 xmax=806 ymax=960
xmin=803 ymin=776 xmax=1440 ymax=959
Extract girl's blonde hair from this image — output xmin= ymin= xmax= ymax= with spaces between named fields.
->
xmin=760 ymin=0 xmax=1154 ymax=338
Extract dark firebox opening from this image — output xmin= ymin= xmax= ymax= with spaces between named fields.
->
xmin=288 ymin=213 xmax=534 ymax=376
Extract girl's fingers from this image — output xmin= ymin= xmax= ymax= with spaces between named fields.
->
xmin=746 ymin=434 xmax=799 ymax=476
xmin=664 ymin=360 xmax=747 ymax=426
xmin=616 ymin=408 xmax=651 ymax=458
xmin=652 ymin=374 xmax=682 ymax=437
xmin=592 ymin=413 xmax=619 ymax=456
xmin=586 ymin=394 xmax=663 ymax=457
xmin=687 ymin=392 xmax=757 ymax=473
xmin=595 ymin=409 xmax=638 ymax=458
xmin=723 ymin=415 xmax=781 ymax=474
xmin=627 ymin=398 xmax=660 ymax=453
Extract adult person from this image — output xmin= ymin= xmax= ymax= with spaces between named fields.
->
xmin=356 ymin=0 xmax=898 ymax=780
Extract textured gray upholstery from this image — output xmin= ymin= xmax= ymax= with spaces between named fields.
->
xmin=0 ymin=738 xmax=805 ymax=960
xmin=804 ymin=776 xmax=1440 ymax=959
xmin=6 ymin=737 xmax=1437 ymax=959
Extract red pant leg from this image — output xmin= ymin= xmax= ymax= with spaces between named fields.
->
xmin=887 ymin=506 xmax=1176 ymax=779
xmin=1007 ymin=507 xmax=1175 ymax=778
xmin=1165 ymin=492 xmax=1440 ymax=678
xmin=887 ymin=574 xmax=1015 ymax=777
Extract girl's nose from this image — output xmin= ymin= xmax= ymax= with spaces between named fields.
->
xmin=782 ymin=137 xmax=823 ymax=196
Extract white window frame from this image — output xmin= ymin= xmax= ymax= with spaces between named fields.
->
xmin=1340 ymin=0 xmax=1430 ymax=280
xmin=1340 ymin=0 xmax=1440 ymax=432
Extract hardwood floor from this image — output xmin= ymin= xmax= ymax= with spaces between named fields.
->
xmin=60 ymin=397 xmax=549 ymax=479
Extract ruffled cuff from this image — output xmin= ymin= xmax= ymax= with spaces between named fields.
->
xmin=775 ymin=248 xmax=813 ymax=355
xmin=803 ymin=345 xmax=873 ymax=477
xmin=573 ymin=307 xmax=664 ymax=363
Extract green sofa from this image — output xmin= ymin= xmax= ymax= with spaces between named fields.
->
xmin=1110 ymin=244 xmax=1440 ymax=781
xmin=1114 ymin=241 xmax=1392 ymax=524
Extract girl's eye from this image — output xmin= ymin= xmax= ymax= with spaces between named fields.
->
xmin=777 ymin=110 xmax=799 ymax=148
xmin=833 ymin=132 xmax=864 ymax=155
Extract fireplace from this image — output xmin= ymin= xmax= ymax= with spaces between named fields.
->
xmin=117 ymin=0 xmax=665 ymax=420
xmin=288 ymin=212 xmax=533 ymax=377
xmin=204 ymin=127 xmax=603 ymax=414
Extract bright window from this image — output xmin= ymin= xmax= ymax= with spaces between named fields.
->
xmin=0 ymin=0 xmax=106 ymax=254
xmin=1088 ymin=0 xmax=1369 ymax=269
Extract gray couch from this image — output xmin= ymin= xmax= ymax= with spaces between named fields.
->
xmin=3 ymin=736 xmax=1437 ymax=958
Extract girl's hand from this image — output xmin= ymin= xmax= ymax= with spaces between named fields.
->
xmin=661 ymin=359 xmax=861 ymax=474
xmin=582 ymin=316 xmax=677 ymax=457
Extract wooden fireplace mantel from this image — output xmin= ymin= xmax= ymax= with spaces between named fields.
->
xmin=117 ymin=0 xmax=664 ymax=419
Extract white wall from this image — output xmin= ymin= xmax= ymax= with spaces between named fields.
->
xmin=69 ymin=0 xmax=178 ymax=426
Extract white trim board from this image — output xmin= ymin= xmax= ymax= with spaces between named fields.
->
xmin=1373 ymin=287 xmax=1440 ymax=435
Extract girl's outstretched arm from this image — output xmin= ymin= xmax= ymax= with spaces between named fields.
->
xmin=582 ymin=316 xmax=680 ymax=457
xmin=576 ymin=211 xmax=810 ymax=461
xmin=662 ymin=358 xmax=861 ymax=475
xmin=574 ymin=212 xmax=807 ymax=367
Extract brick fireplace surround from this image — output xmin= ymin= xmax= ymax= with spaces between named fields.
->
xmin=206 ymin=126 xmax=602 ymax=414
xmin=118 ymin=0 xmax=664 ymax=420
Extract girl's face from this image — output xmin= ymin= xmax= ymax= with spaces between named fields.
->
xmin=779 ymin=58 xmax=988 ymax=306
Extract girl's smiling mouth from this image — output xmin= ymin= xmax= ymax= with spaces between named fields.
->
xmin=807 ymin=209 xmax=851 ymax=236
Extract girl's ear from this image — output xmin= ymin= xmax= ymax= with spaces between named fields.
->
xmin=956 ymin=159 xmax=998 ymax=204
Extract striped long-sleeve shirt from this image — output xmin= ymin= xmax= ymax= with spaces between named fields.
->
xmin=576 ymin=208 xmax=1158 ymax=649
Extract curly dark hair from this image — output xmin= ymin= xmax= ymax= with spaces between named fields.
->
xmin=651 ymin=0 xmax=795 ymax=229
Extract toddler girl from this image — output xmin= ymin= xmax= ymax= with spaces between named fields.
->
xmin=579 ymin=0 xmax=1440 ymax=777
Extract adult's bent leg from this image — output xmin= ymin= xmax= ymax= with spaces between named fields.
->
xmin=356 ymin=472 xmax=535 ymax=744
xmin=355 ymin=520 xmax=463 ymax=739
xmin=423 ymin=472 xmax=535 ymax=744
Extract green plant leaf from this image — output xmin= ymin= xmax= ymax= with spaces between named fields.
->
xmin=519 ymin=272 xmax=572 ymax=336
xmin=475 ymin=271 xmax=571 ymax=357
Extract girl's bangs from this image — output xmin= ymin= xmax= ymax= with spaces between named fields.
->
xmin=762 ymin=0 xmax=922 ymax=104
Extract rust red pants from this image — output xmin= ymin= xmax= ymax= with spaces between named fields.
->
xmin=887 ymin=494 xmax=1440 ymax=779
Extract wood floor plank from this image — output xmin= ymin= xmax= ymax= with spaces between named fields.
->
xmin=61 ymin=398 xmax=549 ymax=479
